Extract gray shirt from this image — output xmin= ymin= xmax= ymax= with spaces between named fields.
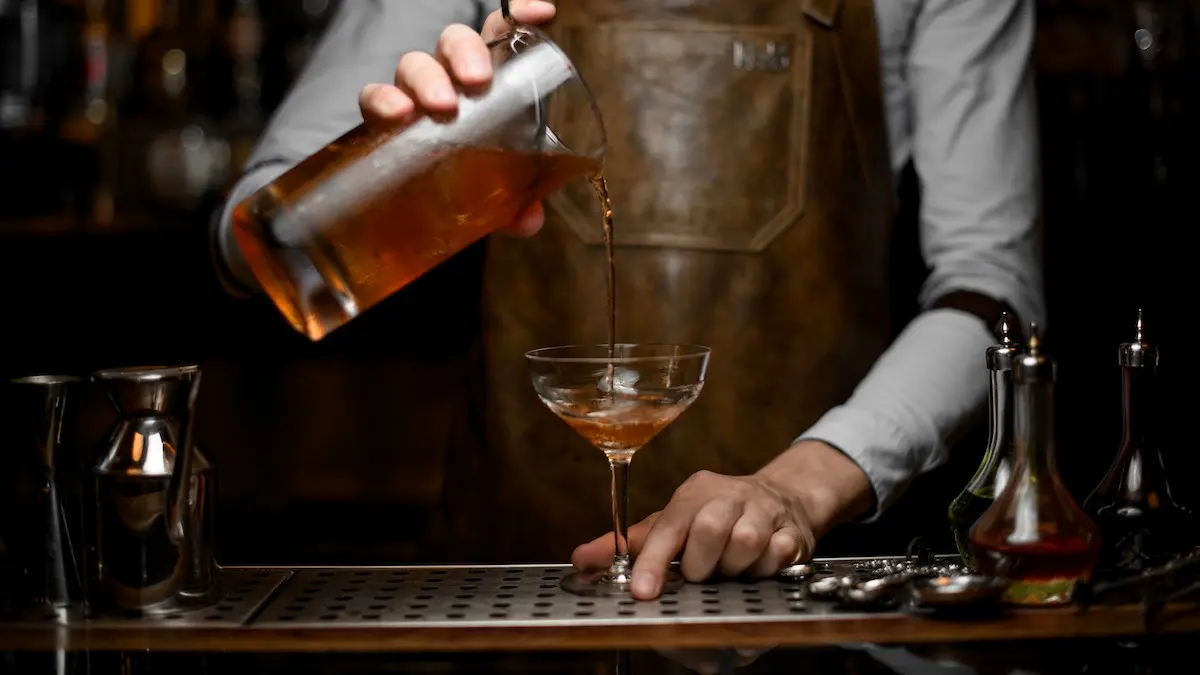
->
xmin=213 ymin=0 xmax=1044 ymax=519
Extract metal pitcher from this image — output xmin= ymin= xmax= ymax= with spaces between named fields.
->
xmin=0 ymin=375 xmax=85 ymax=614
xmin=91 ymin=365 xmax=220 ymax=614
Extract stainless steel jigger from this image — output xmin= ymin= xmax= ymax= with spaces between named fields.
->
xmin=0 ymin=375 xmax=85 ymax=614
xmin=91 ymin=365 xmax=219 ymax=614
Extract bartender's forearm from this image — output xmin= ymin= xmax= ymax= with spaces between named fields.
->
xmin=759 ymin=308 xmax=995 ymax=525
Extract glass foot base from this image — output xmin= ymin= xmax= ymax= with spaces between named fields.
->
xmin=560 ymin=567 xmax=685 ymax=597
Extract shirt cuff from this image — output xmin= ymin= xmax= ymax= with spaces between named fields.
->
xmin=793 ymin=308 xmax=996 ymax=522
xmin=794 ymin=406 xmax=912 ymax=523
xmin=211 ymin=162 xmax=292 ymax=298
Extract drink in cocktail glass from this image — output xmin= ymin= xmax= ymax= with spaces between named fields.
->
xmin=525 ymin=343 xmax=710 ymax=596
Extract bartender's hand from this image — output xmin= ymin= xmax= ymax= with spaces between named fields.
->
xmin=571 ymin=440 xmax=874 ymax=600
xmin=357 ymin=0 xmax=558 ymax=238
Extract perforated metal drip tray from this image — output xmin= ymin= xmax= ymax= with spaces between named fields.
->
xmin=4 ymin=569 xmax=290 ymax=628
xmin=251 ymin=562 xmax=887 ymax=628
xmin=1 ymin=557 xmax=950 ymax=631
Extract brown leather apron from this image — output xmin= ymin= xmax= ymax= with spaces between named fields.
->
xmin=467 ymin=0 xmax=897 ymax=563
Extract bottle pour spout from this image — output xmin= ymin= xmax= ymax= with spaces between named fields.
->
xmin=986 ymin=311 xmax=1022 ymax=371
xmin=1118 ymin=308 xmax=1157 ymax=368
xmin=1014 ymin=322 xmax=1055 ymax=384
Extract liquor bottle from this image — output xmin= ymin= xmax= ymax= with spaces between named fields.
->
xmin=124 ymin=0 xmax=229 ymax=215
xmin=948 ymin=313 xmax=1021 ymax=565
xmin=58 ymin=0 xmax=115 ymax=226
xmin=1084 ymin=310 xmax=1196 ymax=576
xmin=969 ymin=324 xmax=1101 ymax=605
xmin=223 ymin=0 xmax=264 ymax=173
xmin=0 ymin=0 xmax=41 ymax=135
xmin=0 ymin=0 xmax=68 ymax=223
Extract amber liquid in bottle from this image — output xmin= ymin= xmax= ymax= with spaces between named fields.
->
xmin=969 ymin=328 xmax=1101 ymax=606
xmin=231 ymin=125 xmax=600 ymax=341
xmin=1084 ymin=312 xmax=1196 ymax=576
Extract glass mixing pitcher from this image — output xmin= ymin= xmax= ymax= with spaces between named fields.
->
xmin=230 ymin=12 xmax=606 ymax=341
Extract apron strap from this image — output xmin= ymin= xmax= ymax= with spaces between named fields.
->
xmin=804 ymin=0 xmax=845 ymax=28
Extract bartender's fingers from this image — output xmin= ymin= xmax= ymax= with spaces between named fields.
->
xmin=481 ymin=0 xmax=558 ymax=42
xmin=432 ymin=23 xmax=493 ymax=86
xmin=716 ymin=507 xmax=774 ymax=578
xmin=630 ymin=501 xmax=703 ymax=599
xmin=358 ymin=83 xmax=415 ymax=128
xmin=570 ymin=512 xmax=662 ymax=570
xmin=747 ymin=527 xmax=805 ymax=578
xmin=393 ymin=51 xmax=459 ymax=112
xmin=678 ymin=499 xmax=743 ymax=581
xmin=500 ymin=201 xmax=545 ymax=237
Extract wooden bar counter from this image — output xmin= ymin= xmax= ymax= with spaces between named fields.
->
xmin=2 ymin=559 xmax=1197 ymax=654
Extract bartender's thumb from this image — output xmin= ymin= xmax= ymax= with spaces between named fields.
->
xmin=482 ymin=0 xmax=557 ymax=42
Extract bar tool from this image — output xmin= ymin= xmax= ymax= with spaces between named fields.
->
xmin=0 ymin=375 xmax=85 ymax=614
xmin=90 ymin=365 xmax=220 ymax=614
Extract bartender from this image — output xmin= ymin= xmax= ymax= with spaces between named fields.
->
xmin=212 ymin=0 xmax=1043 ymax=600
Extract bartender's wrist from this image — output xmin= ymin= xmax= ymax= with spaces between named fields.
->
xmin=755 ymin=440 xmax=874 ymax=538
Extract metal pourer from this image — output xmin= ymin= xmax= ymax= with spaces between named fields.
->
xmin=1014 ymin=322 xmax=1055 ymax=384
xmin=986 ymin=312 xmax=1022 ymax=371
xmin=1118 ymin=308 xmax=1158 ymax=369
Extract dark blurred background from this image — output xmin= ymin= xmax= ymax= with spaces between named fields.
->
xmin=0 ymin=0 xmax=1194 ymax=564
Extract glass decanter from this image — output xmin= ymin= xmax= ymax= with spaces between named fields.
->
xmin=949 ymin=313 xmax=1021 ymax=566
xmin=969 ymin=324 xmax=1101 ymax=605
xmin=1084 ymin=310 xmax=1197 ymax=576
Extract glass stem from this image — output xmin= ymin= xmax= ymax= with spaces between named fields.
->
xmin=607 ymin=453 xmax=634 ymax=581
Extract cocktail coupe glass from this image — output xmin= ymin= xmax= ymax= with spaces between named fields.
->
xmin=526 ymin=343 xmax=711 ymax=596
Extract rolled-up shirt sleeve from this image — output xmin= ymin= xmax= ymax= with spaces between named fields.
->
xmin=797 ymin=0 xmax=1045 ymax=518
xmin=211 ymin=0 xmax=487 ymax=295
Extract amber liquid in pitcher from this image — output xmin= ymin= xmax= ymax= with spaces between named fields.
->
xmin=232 ymin=126 xmax=601 ymax=341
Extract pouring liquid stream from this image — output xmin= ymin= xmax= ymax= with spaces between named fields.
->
xmin=590 ymin=173 xmax=617 ymax=392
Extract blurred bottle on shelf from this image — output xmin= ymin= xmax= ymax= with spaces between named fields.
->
xmin=57 ymin=0 xmax=115 ymax=226
xmin=0 ymin=0 xmax=78 ymax=225
xmin=119 ymin=0 xmax=229 ymax=219
xmin=222 ymin=0 xmax=263 ymax=174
